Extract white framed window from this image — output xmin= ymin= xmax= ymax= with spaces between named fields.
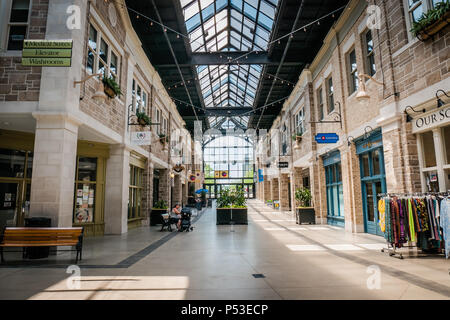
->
xmin=327 ymin=77 xmax=334 ymax=114
xmin=403 ymin=0 xmax=446 ymax=40
xmin=295 ymin=109 xmax=305 ymax=135
xmin=363 ymin=29 xmax=376 ymax=77
xmin=131 ymin=78 xmax=147 ymax=113
xmin=155 ymin=108 xmax=161 ymax=135
xmin=347 ymin=49 xmax=358 ymax=95
xmin=317 ymin=87 xmax=324 ymax=120
xmin=163 ymin=117 xmax=168 ymax=134
xmin=86 ymin=23 xmax=120 ymax=81
xmin=4 ymin=0 xmax=31 ymax=51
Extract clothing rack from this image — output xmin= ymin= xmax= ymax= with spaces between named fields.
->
xmin=377 ymin=193 xmax=448 ymax=259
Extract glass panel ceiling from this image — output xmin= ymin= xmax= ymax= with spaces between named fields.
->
xmin=179 ymin=0 xmax=280 ymax=128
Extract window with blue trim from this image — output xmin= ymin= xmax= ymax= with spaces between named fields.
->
xmin=325 ymin=162 xmax=344 ymax=219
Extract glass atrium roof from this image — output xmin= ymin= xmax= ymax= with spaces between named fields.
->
xmin=179 ymin=0 xmax=280 ymax=128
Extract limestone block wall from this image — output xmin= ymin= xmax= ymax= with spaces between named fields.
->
xmin=279 ymin=174 xmax=291 ymax=211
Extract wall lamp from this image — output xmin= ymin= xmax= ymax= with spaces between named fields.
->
xmin=356 ymin=74 xmax=384 ymax=104
xmin=347 ymin=135 xmax=354 ymax=146
xmin=404 ymin=105 xmax=426 ymax=123
xmin=74 ymin=73 xmax=106 ymax=104
xmin=436 ymin=89 xmax=449 ymax=108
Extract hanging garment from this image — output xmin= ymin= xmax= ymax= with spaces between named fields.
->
xmin=416 ymin=198 xmax=429 ymax=232
xmin=412 ymin=198 xmax=421 ymax=233
xmin=385 ymin=198 xmax=393 ymax=243
xmin=398 ymin=199 xmax=407 ymax=246
xmin=391 ymin=198 xmax=400 ymax=247
xmin=440 ymin=199 xmax=450 ymax=259
xmin=378 ymin=198 xmax=386 ymax=233
xmin=408 ymin=198 xmax=416 ymax=242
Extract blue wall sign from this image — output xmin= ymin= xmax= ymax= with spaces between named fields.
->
xmin=315 ymin=133 xmax=339 ymax=144
xmin=258 ymin=169 xmax=264 ymax=182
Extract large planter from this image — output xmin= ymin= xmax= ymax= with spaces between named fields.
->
xmin=416 ymin=11 xmax=450 ymax=41
xmin=231 ymin=208 xmax=248 ymax=225
xmin=296 ymin=207 xmax=315 ymax=225
xmin=216 ymin=208 xmax=231 ymax=225
xmin=150 ymin=208 xmax=168 ymax=226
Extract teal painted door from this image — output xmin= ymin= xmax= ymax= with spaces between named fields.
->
xmin=360 ymin=148 xmax=386 ymax=236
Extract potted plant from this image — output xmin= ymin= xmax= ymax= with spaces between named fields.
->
xmin=216 ymin=187 xmax=248 ymax=225
xmin=136 ymin=110 xmax=151 ymax=126
xmin=158 ymin=133 xmax=168 ymax=145
xmin=102 ymin=75 xmax=122 ymax=99
xmin=150 ymin=199 xmax=168 ymax=226
xmin=411 ymin=1 xmax=450 ymax=41
xmin=266 ymin=199 xmax=273 ymax=207
xmin=216 ymin=188 xmax=232 ymax=225
xmin=295 ymin=187 xmax=315 ymax=224
xmin=292 ymin=131 xmax=303 ymax=143
xmin=230 ymin=187 xmax=248 ymax=225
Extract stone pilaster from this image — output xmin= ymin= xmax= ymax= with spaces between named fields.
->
xmin=104 ymin=145 xmax=130 ymax=235
xmin=29 ymin=114 xmax=79 ymax=227
xmin=279 ymin=173 xmax=291 ymax=211
xmin=271 ymin=178 xmax=279 ymax=201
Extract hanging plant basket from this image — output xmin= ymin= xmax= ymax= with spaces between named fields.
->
xmin=135 ymin=111 xmax=151 ymax=127
xmin=104 ymin=84 xmax=117 ymax=99
xmin=102 ymin=76 xmax=122 ymax=99
xmin=416 ymin=11 xmax=450 ymax=40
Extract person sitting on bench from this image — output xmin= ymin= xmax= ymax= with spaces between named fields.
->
xmin=170 ymin=204 xmax=182 ymax=231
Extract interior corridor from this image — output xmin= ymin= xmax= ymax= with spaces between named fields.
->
xmin=0 ymin=200 xmax=449 ymax=300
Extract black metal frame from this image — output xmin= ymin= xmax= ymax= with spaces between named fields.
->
xmin=127 ymin=104 xmax=161 ymax=128
xmin=309 ymin=101 xmax=343 ymax=129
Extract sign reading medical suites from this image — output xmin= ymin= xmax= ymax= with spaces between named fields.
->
xmin=315 ymin=133 xmax=339 ymax=144
xmin=412 ymin=106 xmax=450 ymax=133
xmin=22 ymin=40 xmax=73 ymax=67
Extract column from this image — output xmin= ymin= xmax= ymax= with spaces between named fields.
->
xmin=271 ymin=178 xmax=279 ymax=201
xmin=29 ymin=115 xmax=79 ymax=227
xmin=142 ymin=161 xmax=154 ymax=225
xmin=432 ymin=128 xmax=447 ymax=192
xmin=279 ymin=174 xmax=290 ymax=211
xmin=172 ymin=174 xmax=182 ymax=207
xmin=158 ymin=169 xmax=171 ymax=206
xmin=263 ymin=178 xmax=271 ymax=202
xmin=104 ymin=145 xmax=130 ymax=235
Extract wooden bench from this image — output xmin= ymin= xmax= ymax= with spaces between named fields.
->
xmin=0 ymin=227 xmax=84 ymax=263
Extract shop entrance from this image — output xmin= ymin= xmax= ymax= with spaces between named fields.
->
xmin=356 ymin=131 xmax=386 ymax=236
xmin=0 ymin=181 xmax=30 ymax=230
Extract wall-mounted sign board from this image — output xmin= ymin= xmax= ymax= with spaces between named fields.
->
xmin=315 ymin=133 xmax=339 ymax=144
xmin=131 ymin=131 xmax=151 ymax=146
xmin=278 ymin=162 xmax=289 ymax=168
xmin=22 ymin=40 xmax=73 ymax=67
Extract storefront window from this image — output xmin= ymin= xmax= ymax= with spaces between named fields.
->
xmin=74 ymin=157 xmax=97 ymax=223
xmin=128 ymin=165 xmax=144 ymax=219
xmin=361 ymin=153 xmax=370 ymax=177
xmin=325 ymin=162 xmax=343 ymax=218
xmin=422 ymin=131 xmax=436 ymax=167
xmin=443 ymin=125 xmax=450 ymax=165
xmin=0 ymin=149 xmax=26 ymax=178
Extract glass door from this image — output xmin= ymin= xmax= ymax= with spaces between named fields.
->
xmin=0 ymin=182 xmax=21 ymax=231
xmin=360 ymin=148 xmax=386 ymax=236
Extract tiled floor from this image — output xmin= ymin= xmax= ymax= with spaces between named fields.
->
xmin=0 ymin=200 xmax=449 ymax=300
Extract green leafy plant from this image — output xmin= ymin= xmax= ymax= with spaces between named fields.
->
xmin=135 ymin=110 xmax=151 ymax=126
xmin=410 ymin=1 xmax=450 ymax=37
xmin=292 ymin=131 xmax=303 ymax=141
xmin=102 ymin=75 xmax=122 ymax=98
xmin=158 ymin=133 xmax=169 ymax=144
xmin=295 ymin=187 xmax=312 ymax=207
xmin=152 ymin=199 xmax=168 ymax=209
xmin=217 ymin=188 xmax=232 ymax=208
xmin=231 ymin=186 xmax=246 ymax=208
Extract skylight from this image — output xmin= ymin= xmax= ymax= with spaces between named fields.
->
xmin=179 ymin=0 xmax=280 ymax=128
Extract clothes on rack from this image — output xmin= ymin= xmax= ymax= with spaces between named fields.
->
xmin=378 ymin=195 xmax=446 ymax=254
xmin=441 ymin=198 xmax=450 ymax=259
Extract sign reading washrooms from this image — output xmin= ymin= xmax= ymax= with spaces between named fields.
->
xmin=22 ymin=40 xmax=73 ymax=67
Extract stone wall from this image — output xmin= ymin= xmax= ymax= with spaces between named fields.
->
xmin=0 ymin=0 xmax=48 ymax=102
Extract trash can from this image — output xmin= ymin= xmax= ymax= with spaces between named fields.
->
xmin=24 ymin=217 xmax=51 ymax=259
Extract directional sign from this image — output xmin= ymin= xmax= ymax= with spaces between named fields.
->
xmin=315 ymin=133 xmax=339 ymax=144
xmin=22 ymin=40 xmax=73 ymax=67
xmin=278 ymin=162 xmax=289 ymax=168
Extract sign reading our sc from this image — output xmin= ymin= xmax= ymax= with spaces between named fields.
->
xmin=315 ymin=133 xmax=339 ymax=144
